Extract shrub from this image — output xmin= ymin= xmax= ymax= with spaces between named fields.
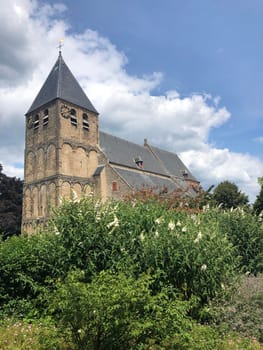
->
xmin=215 ymin=208 xmax=263 ymax=274
xmin=0 ymin=232 xmax=66 ymax=314
xmin=50 ymin=198 xmax=239 ymax=306
xmin=50 ymin=269 xmax=221 ymax=350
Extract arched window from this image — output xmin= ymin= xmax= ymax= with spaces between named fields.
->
xmin=70 ymin=109 xmax=77 ymax=126
xmin=34 ymin=114 xmax=39 ymax=129
xmin=82 ymin=113 xmax=89 ymax=131
xmin=43 ymin=109 xmax=49 ymax=126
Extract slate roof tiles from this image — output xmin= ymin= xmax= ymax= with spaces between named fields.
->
xmin=99 ymin=131 xmax=199 ymax=195
xmin=27 ymin=53 xmax=97 ymax=114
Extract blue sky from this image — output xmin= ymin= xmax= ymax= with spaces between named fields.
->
xmin=0 ymin=0 xmax=262 ymax=200
xmin=50 ymin=0 xmax=263 ymax=156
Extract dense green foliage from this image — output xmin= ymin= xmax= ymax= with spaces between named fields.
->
xmin=49 ymin=198 xmax=239 ymax=304
xmin=209 ymin=207 xmax=263 ymax=274
xmin=51 ymin=270 xmax=220 ymax=350
xmin=0 ymin=197 xmax=262 ymax=349
xmin=0 ymin=232 xmax=66 ymax=316
xmin=0 ymin=164 xmax=23 ymax=238
xmin=254 ymin=177 xmax=263 ymax=216
xmin=212 ymin=180 xmax=249 ymax=209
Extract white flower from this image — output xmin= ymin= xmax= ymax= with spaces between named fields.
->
xmin=202 ymin=204 xmax=210 ymax=212
xmin=95 ymin=201 xmax=100 ymax=210
xmin=95 ymin=213 xmax=101 ymax=223
xmin=201 ymin=264 xmax=207 ymax=271
xmin=168 ymin=221 xmax=175 ymax=231
xmin=190 ymin=214 xmax=197 ymax=221
xmin=155 ymin=231 xmax=159 ymax=238
xmin=176 ymin=220 xmax=182 ymax=226
xmin=139 ymin=232 xmax=145 ymax=241
xmin=54 ymin=226 xmax=60 ymax=235
xmin=155 ymin=217 xmax=164 ymax=224
xmin=71 ymin=190 xmax=79 ymax=203
xmin=113 ymin=203 xmax=119 ymax=212
xmin=107 ymin=215 xmax=119 ymax=229
xmin=194 ymin=231 xmax=202 ymax=243
xmin=181 ymin=226 xmax=187 ymax=232
xmin=77 ymin=329 xmax=82 ymax=333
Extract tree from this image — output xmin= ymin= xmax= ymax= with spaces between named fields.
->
xmin=0 ymin=164 xmax=23 ymax=238
xmin=253 ymin=177 xmax=263 ymax=216
xmin=212 ymin=181 xmax=248 ymax=209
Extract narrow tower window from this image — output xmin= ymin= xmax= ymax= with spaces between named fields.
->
xmin=112 ymin=181 xmax=118 ymax=191
xmin=43 ymin=109 xmax=49 ymax=126
xmin=70 ymin=109 xmax=77 ymax=126
xmin=82 ymin=113 xmax=89 ymax=131
xmin=33 ymin=114 xmax=39 ymax=129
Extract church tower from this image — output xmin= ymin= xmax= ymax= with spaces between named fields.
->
xmin=22 ymin=52 xmax=99 ymax=233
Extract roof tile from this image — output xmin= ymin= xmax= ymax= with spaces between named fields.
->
xmin=27 ymin=53 xmax=97 ymax=114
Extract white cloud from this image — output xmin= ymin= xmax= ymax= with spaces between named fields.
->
xmin=0 ymin=0 xmax=262 ymax=201
xmin=256 ymin=136 xmax=263 ymax=144
xmin=181 ymin=147 xmax=263 ymax=201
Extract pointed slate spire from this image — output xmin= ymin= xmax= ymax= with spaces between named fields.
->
xmin=27 ymin=53 xmax=98 ymax=114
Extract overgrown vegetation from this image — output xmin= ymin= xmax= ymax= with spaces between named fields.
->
xmin=0 ymin=164 xmax=23 ymax=239
xmin=0 ymin=195 xmax=263 ymax=349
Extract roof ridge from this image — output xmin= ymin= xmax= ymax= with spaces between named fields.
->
xmin=150 ymin=144 xmax=178 ymax=156
xmin=100 ymin=131 xmax=146 ymax=149
xmin=144 ymin=142 xmax=171 ymax=177
xmin=57 ymin=53 xmax=62 ymax=98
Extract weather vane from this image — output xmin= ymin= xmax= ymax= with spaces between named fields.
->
xmin=58 ymin=39 xmax=64 ymax=54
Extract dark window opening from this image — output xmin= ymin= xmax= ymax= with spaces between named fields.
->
xmin=34 ymin=114 xmax=39 ymax=129
xmin=70 ymin=109 xmax=77 ymax=126
xmin=183 ymin=170 xmax=189 ymax=179
xmin=134 ymin=156 xmax=143 ymax=169
xmin=82 ymin=113 xmax=89 ymax=131
xmin=112 ymin=181 xmax=118 ymax=191
xmin=43 ymin=109 xmax=49 ymax=126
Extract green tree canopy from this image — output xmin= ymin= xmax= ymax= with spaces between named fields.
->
xmin=253 ymin=177 xmax=263 ymax=215
xmin=212 ymin=180 xmax=249 ymax=209
xmin=0 ymin=164 xmax=23 ymax=239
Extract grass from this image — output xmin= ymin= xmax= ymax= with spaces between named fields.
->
xmin=0 ymin=319 xmax=70 ymax=350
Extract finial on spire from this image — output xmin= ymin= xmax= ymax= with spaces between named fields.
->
xmin=58 ymin=39 xmax=64 ymax=55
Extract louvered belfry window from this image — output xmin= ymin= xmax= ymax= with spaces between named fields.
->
xmin=82 ymin=113 xmax=89 ymax=131
xmin=34 ymin=114 xmax=39 ymax=129
xmin=70 ymin=109 xmax=77 ymax=126
xmin=43 ymin=109 xmax=49 ymax=126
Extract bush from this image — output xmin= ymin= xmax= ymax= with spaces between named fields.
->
xmin=0 ymin=232 xmax=66 ymax=315
xmin=50 ymin=269 xmax=221 ymax=350
xmin=0 ymin=197 xmax=262 ymax=348
xmin=215 ymin=208 xmax=263 ymax=274
xmin=50 ymin=198 xmax=239 ymax=306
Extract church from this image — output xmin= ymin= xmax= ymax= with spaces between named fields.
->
xmin=22 ymin=52 xmax=201 ymax=233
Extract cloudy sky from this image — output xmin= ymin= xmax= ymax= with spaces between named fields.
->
xmin=0 ymin=0 xmax=263 ymax=201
